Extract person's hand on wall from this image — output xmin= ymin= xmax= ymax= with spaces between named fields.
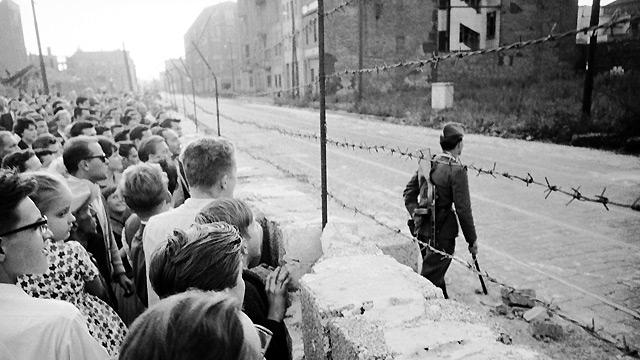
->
xmin=266 ymin=266 xmax=290 ymax=322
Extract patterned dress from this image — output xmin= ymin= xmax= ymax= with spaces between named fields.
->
xmin=17 ymin=239 xmax=127 ymax=357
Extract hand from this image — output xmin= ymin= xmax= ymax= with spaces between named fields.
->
xmin=468 ymin=242 xmax=478 ymax=256
xmin=265 ymin=266 xmax=291 ymax=322
xmin=117 ymin=274 xmax=134 ymax=297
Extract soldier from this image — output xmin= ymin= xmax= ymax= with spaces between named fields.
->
xmin=403 ymin=123 xmax=478 ymax=299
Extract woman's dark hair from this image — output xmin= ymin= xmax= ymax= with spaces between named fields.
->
xmin=1 ymin=149 xmax=37 ymax=173
xmin=149 ymin=223 xmax=243 ymax=299
xmin=97 ymin=136 xmax=117 ymax=158
xmin=13 ymin=118 xmax=36 ymax=137
xmin=0 ymin=169 xmax=37 ymax=231
xmin=114 ymin=129 xmax=130 ymax=143
xmin=118 ymin=142 xmax=137 ymax=158
xmin=119 ymin=290 xmax=258 ymax=360
xmin=69 ymin=121 xmax=94 ymax=138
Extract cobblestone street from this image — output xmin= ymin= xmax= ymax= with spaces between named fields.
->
xmin=191 ymin=96 xmax=640 ymax=350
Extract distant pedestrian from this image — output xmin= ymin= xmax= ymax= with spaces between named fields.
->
xmin=403 ymin=123 xmax=478 ymax=298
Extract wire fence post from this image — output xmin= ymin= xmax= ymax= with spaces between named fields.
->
xmin=191 ymin=41 xmax=221 ymax=136
xmin=178 ymin=58 xmax=199 ymax=133
xmin=581 ymin=0 xmax=601 ymax=123
xmin=318 ymin=0 xmax=328 ymax=229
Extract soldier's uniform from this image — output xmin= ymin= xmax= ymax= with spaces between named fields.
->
xmin=403 ymin=152 xmax=477 ymax=298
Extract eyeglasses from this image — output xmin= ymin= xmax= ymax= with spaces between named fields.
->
xmin=253 ymin=324 xmax=272 ymax=356
xmin=0 ymin=216 xmax=49 ymax=237
xmin=84 ymin=154 xmax=107 ymax=162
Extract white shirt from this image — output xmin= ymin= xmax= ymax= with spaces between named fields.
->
xmin=0 ymin=284 xmax=110 ymax=360
xmin=143 ymin=197 xmax=215 ymax=306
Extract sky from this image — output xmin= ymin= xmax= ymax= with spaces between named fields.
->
xmin=14 ymin=0 xmax=615 ymax=82
xmin=15 ymin=0 xmax=231 ymax=81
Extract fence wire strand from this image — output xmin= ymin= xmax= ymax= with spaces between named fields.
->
xmin=238 ymin=145 xmax=640 ymax=359
xmin=196 ymin=105 xmax=639 ymax=212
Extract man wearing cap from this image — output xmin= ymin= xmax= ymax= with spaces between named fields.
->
xmin=403 ymin=123 xmax=478 ymax=299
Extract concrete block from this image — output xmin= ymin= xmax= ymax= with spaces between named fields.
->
xmin=320 ymin=220 xmax=384 ymax=258
xmin=300 ymin=255 xmax=443 ymax=360
xmin=370 ymin=231 xmax=422 ymax=274
xmin=328 ymin=317 xmax=392 ymax=360
xmin=523 ymin=306 xmax=549 ymax=323
xmin=280 ymin=220 xmax=324 ymax=288
xmin=320 ymin=219 xmax=421 ymax=273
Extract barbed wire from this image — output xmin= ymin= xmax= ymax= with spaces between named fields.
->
xmin=198 ymin=106 xmax=640 ymax=212
xmin=219 ymin=13 xmax=639 ymax=99
xmin=326 ymin=13 xmax=640 ymax=78
xmin=240 ymin=147 xmax=639 ymax=358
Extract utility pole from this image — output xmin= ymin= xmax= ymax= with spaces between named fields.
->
xmin=291 ymin=0 xmax=298 ymax=98
xmin=318 ymin=0 xmax=328 ymax=229
xmin=357 ymin=0 xmax=365 ymax=103
xmin=122 ymin=43 xmax=135 ymax=92
xmin=581 ymin=0 xmax=600 ymax=122
xmin=30 ymin=0 xmax=49 ymax=95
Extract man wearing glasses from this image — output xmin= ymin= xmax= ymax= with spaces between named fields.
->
xmin=0 ymin=169 xmax=109 ymax=359
xmin=63 ymin=136 xmax=134 ymax=307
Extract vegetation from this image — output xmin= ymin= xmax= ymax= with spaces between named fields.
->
xmin=274 ymin=70 xmax=640 ymax=153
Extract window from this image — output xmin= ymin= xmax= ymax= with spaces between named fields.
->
xmin=374 ymin=1 xmax=383 ymax=20
xmin=267 ymin=75 xmax=272 ymax=87
xmin=313 ymin=21 xmax=318 ymax=42
xmin=306 ymin=25 xmax=309 ymax=45
xmin=459 ymin=24 xmax=479 ymax=50
xmin=310 ymin=68 xmax=315 ymax=83
xmin=487 ymin=12 xmax=497 ymax=40
xmin=244 ymin=44 xmax=250 ymax=58
xmin=396 ymin=35 xmax=405 ymax=53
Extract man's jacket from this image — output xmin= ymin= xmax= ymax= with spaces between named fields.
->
xmin=404 ymin=153 xmax=477 ymax=245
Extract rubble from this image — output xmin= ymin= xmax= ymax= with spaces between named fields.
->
xmin=501 ymin=288 xmax=537 ymax=308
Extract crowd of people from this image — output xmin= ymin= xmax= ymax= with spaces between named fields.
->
xmin=0 ymin=90 xmax=292 ymax=360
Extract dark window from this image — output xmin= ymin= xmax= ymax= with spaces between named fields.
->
xmin=310 ymin=68 xmax=315 ymax=83
xmin=459 ymin=24 xmax=479 ymax=50
xmin=438 ymin=0 xmax=449 ymax=10
xmin=487 ymin=12 xmax=496 ymax=39
xmin=313 ymin=21 xmax=318 ymax=42
xmin=396 ymin=35 xmax=405 ymax=53
xmin=267 ymin=75 xmax=272 ymax=87
xmin=244 ymin=44 xmax=250 ymax=58
xmin=375 ymin=1 xmax=383 ymax=20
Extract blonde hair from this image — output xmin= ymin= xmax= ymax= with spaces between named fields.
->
xmin=120 ymin=290 xmax=260 ymax=360
xmin=149 ymin=222 xmax=243 ymax=299
xmin=27 ymin=171 xmax=69 ymax=214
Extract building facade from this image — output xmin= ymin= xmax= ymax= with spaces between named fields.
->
xmin=182 ymin=0 xmax=579 ymax=95
xmin=66 ymin=50 xmax=137 ymax=92
xmin=184 ymin=1 xmax=237 ymax=94
xmin=0 ymin=0 xmax=28 ymax=75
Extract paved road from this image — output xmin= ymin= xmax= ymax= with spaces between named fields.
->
xmin=189 ymin=96 xmax=640 ymax=346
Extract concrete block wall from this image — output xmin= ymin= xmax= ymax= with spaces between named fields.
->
xmin=231 ymin=152 xmax=545 ymax=359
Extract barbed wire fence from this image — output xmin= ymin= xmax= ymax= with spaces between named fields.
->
xmin=178 ymin=2 xmax=640 ymax=356
xmin=196 ymin=105 xmax=640 ymax=212
xmin=228 ymin=139 xmax=640 ymax=359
